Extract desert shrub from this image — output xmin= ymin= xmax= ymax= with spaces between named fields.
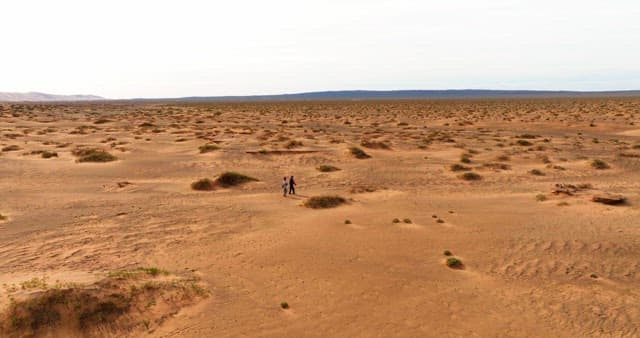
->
xmin=436 ymin=219 xmax=445 ymax=223
xmin=214 ymin=172 xmax=258 ymax=187
xmin=516 ymin=140 xmax=532 ymax=146
xmin=2 ymin=145 xmax=20 ymax=152
xmin=392 ymin=218 xmax=400 ymax=223
xmin=73 ymin=149 xmax=117 ymax=163
xmin=518 ymin=134 xmax=537 ymax=139
xmin=285 ymin=140 xmax=303 ymax=149
xmin=460 ymin=155 xmax=471 ymax=163
xmin=41 ymin=151 xmax=58 ymax=159
xmin=360 ymin=140 xmax=390 ymax=150
xmin=349 ymin=147 xmax=371 ymax=159
xmin=280 ymin=302 xmax=289 ymax=309
xmin=344 ymin=219 xmax=352 ymax=224
xmin=633 ymin=144 xmax=640 ymax=149
xmin=443 ymin=250 xmax=452 ymax=256
xmin=317 ymin=165 xmax=340 ymax=172
xmin=403 ymin=218 xmax=412 ymax=224
xmin=304 ymin=195 xmax=347 ymax=209
xmin=459 ymin=172 xmax=481 ymax=181
xmin=138 ymin=122 xmax=154 ymax=127
xmin=191 ymin=178 xmax=215 ymax=191
xmin=591 ymin=159 xmax=609 ymax=169
xmin=199 ymin=144 xmax=219 ymax=153
xmin=496 ymin=155 xmax=510 ymax=161
xmin=446 ymin=257 xmax=463 ymax=269
xmin=450 ymin=164 xmax=470 ymax=172
xmin=93 ymin=118 xmax=111 ymax=124
xmin=529 ymin=169 xmax=545 ymax=176
xmin=536 ymin=194 xmax=547 ymax=202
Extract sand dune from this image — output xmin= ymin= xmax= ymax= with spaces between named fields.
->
xmin=1 ymin=98 xmax=639 ymax=337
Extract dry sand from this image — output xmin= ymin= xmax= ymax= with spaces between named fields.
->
xmin=1 ymin=98 xmax=639 ymax=337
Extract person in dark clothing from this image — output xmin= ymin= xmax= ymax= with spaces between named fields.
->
xmin=288 ymin=176 xmax=296 ymax=195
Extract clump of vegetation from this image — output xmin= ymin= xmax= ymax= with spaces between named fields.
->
xmin=590 ymin=273 xmax=598 ymax=279
xmin=285 ymin=140 xmax=303 ymax=149
xmin=392 ymin=218 xmax=400 ymax=223
xmin=304 ymin=195 xmax=347 ymax=209
xmin=41 ymin=151 xmax=58 ymax=159
xmin=93 ymin=118 xmax=111 ymax=124
xmin=460 ymin=154 xmax=471 ymax=163
xmin=73 ymin=148 xmax=117 ymax=163
xmin=344 ymin=219 xmax=352 ymax=224
xmin=198 ymin=144 xmax=219 ymax=153
xmin=191 ymin=178 xmax=215 ymax=191
xmin=590 ymin=159 xmax=610 ymax=169
xmin=450 ymin=164 xmax=471 ymax=172
xmin=280 ymin=302 xmax=289 ymax=309
xmin=516 ymin=139 xmax=533 ymax=146
xmin=446 ymin=257 xmax=464 ymax=269
xmin=403 ymin=218 xmax=412 ymax=224
xmin=536 ymin=194 xmax=547 ymax=202
xmin=443 ymin=250 xmax=453 ymax=256
xmin=2 ymin=145 xmax=20 ymax=152
xmin=0 ymin=269 xmax=208 ymax=337
xmin=0 ymin=214 xmax=6 ymax=221
xmin=317 ymin=165 xmax=340 ymax=172
xmin=529 ymin=169 xmax=545 ymax=176
xmin=360 ymin=140 xmax=390 ymax=150
xmin=459 ymin=172 xmax=482 ymax=181
xmin=214 ymin=172 xmax=258 ymax=187
xmin=349 ymin=147 xmax=371 ymax=159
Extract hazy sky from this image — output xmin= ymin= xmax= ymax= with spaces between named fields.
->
xmin=1 ymin=0 xmax=639 ymax=98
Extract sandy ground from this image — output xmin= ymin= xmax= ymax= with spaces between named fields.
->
xmin=1 ymin=98 xmax=639 ymax=337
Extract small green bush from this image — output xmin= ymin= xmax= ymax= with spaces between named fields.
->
xmin=446 ymin=257 xmax=463 ymax=269
xmin=317 ymin=165 xmax=340 ymax=172
xmin=214 ymin=172 xmax=258 ymax=187
xmin=191 ymin=178 xmax=215 ymax=191
xmin=349 ymin=147 xmax=371 ymax=159
xmin=304 ymin=195 xmax=347 ymax=209
xmin=74 ymin=149 xmax=117 ymax=163
xmin=450 ymin=164 xmax=470 ymax=172
xmin=516 ymin=140 xmax=533 ymax=146
xmin=459 ymin=172 xmax=482 ymax=181
xmin=590 ymin=159 xmax=609 ymax=169
xmin=199 ymin=144 xmax=219 ymax=153
xmin=529 ymin=169 xmax=545 ymax=176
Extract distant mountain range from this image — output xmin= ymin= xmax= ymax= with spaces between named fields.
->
xmin=0 ymin=92 xmax=104 ymax=102
xmin=2 ymin=90 xmax=640 ymax=102
xmin=153 ymin=89 xmax=640 ymax=102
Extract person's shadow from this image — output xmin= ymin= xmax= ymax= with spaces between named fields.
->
xmin=287 ymin=194 xmax=308 ymax=200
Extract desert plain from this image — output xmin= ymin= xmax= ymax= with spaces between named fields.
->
xmin=1 ymin=98 xmax=639 ymax=337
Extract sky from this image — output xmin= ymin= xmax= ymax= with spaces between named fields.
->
xmin=0 ymin=0 xmax=639 ymax=99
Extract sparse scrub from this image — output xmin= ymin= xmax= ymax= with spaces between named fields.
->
xmin=191 ymin=178 xmax=215 ymax=191
xmin=199 ymin=144 xmax=219 ymax=153
xmin=304 ymin=195 xmax=347 ymax=209
xmin=214 ymin=172 xmax=258 ymax=187
xmin=349 ymin=147 xmax=371 ymax=159
xmin=459 ymin=172 xmax=482 ymax=181
xmin=73 ymin=148 xmax=117 ymax=163
xmin=317 ymin=165 xmax=340 ymax=172
xmin=590 ymin=159 xmax=609 ymax=169
xmin=446 ymin=257 xmax=464 ymax=269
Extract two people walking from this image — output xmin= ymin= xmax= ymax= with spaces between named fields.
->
xmin=281 ymin=176 xmax=296 ymax=197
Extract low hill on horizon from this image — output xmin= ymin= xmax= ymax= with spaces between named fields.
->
xmin=0 ymin=92 xmax=105 ymax=102
xmin=138 ymin=89 xmax=640 ymax=102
